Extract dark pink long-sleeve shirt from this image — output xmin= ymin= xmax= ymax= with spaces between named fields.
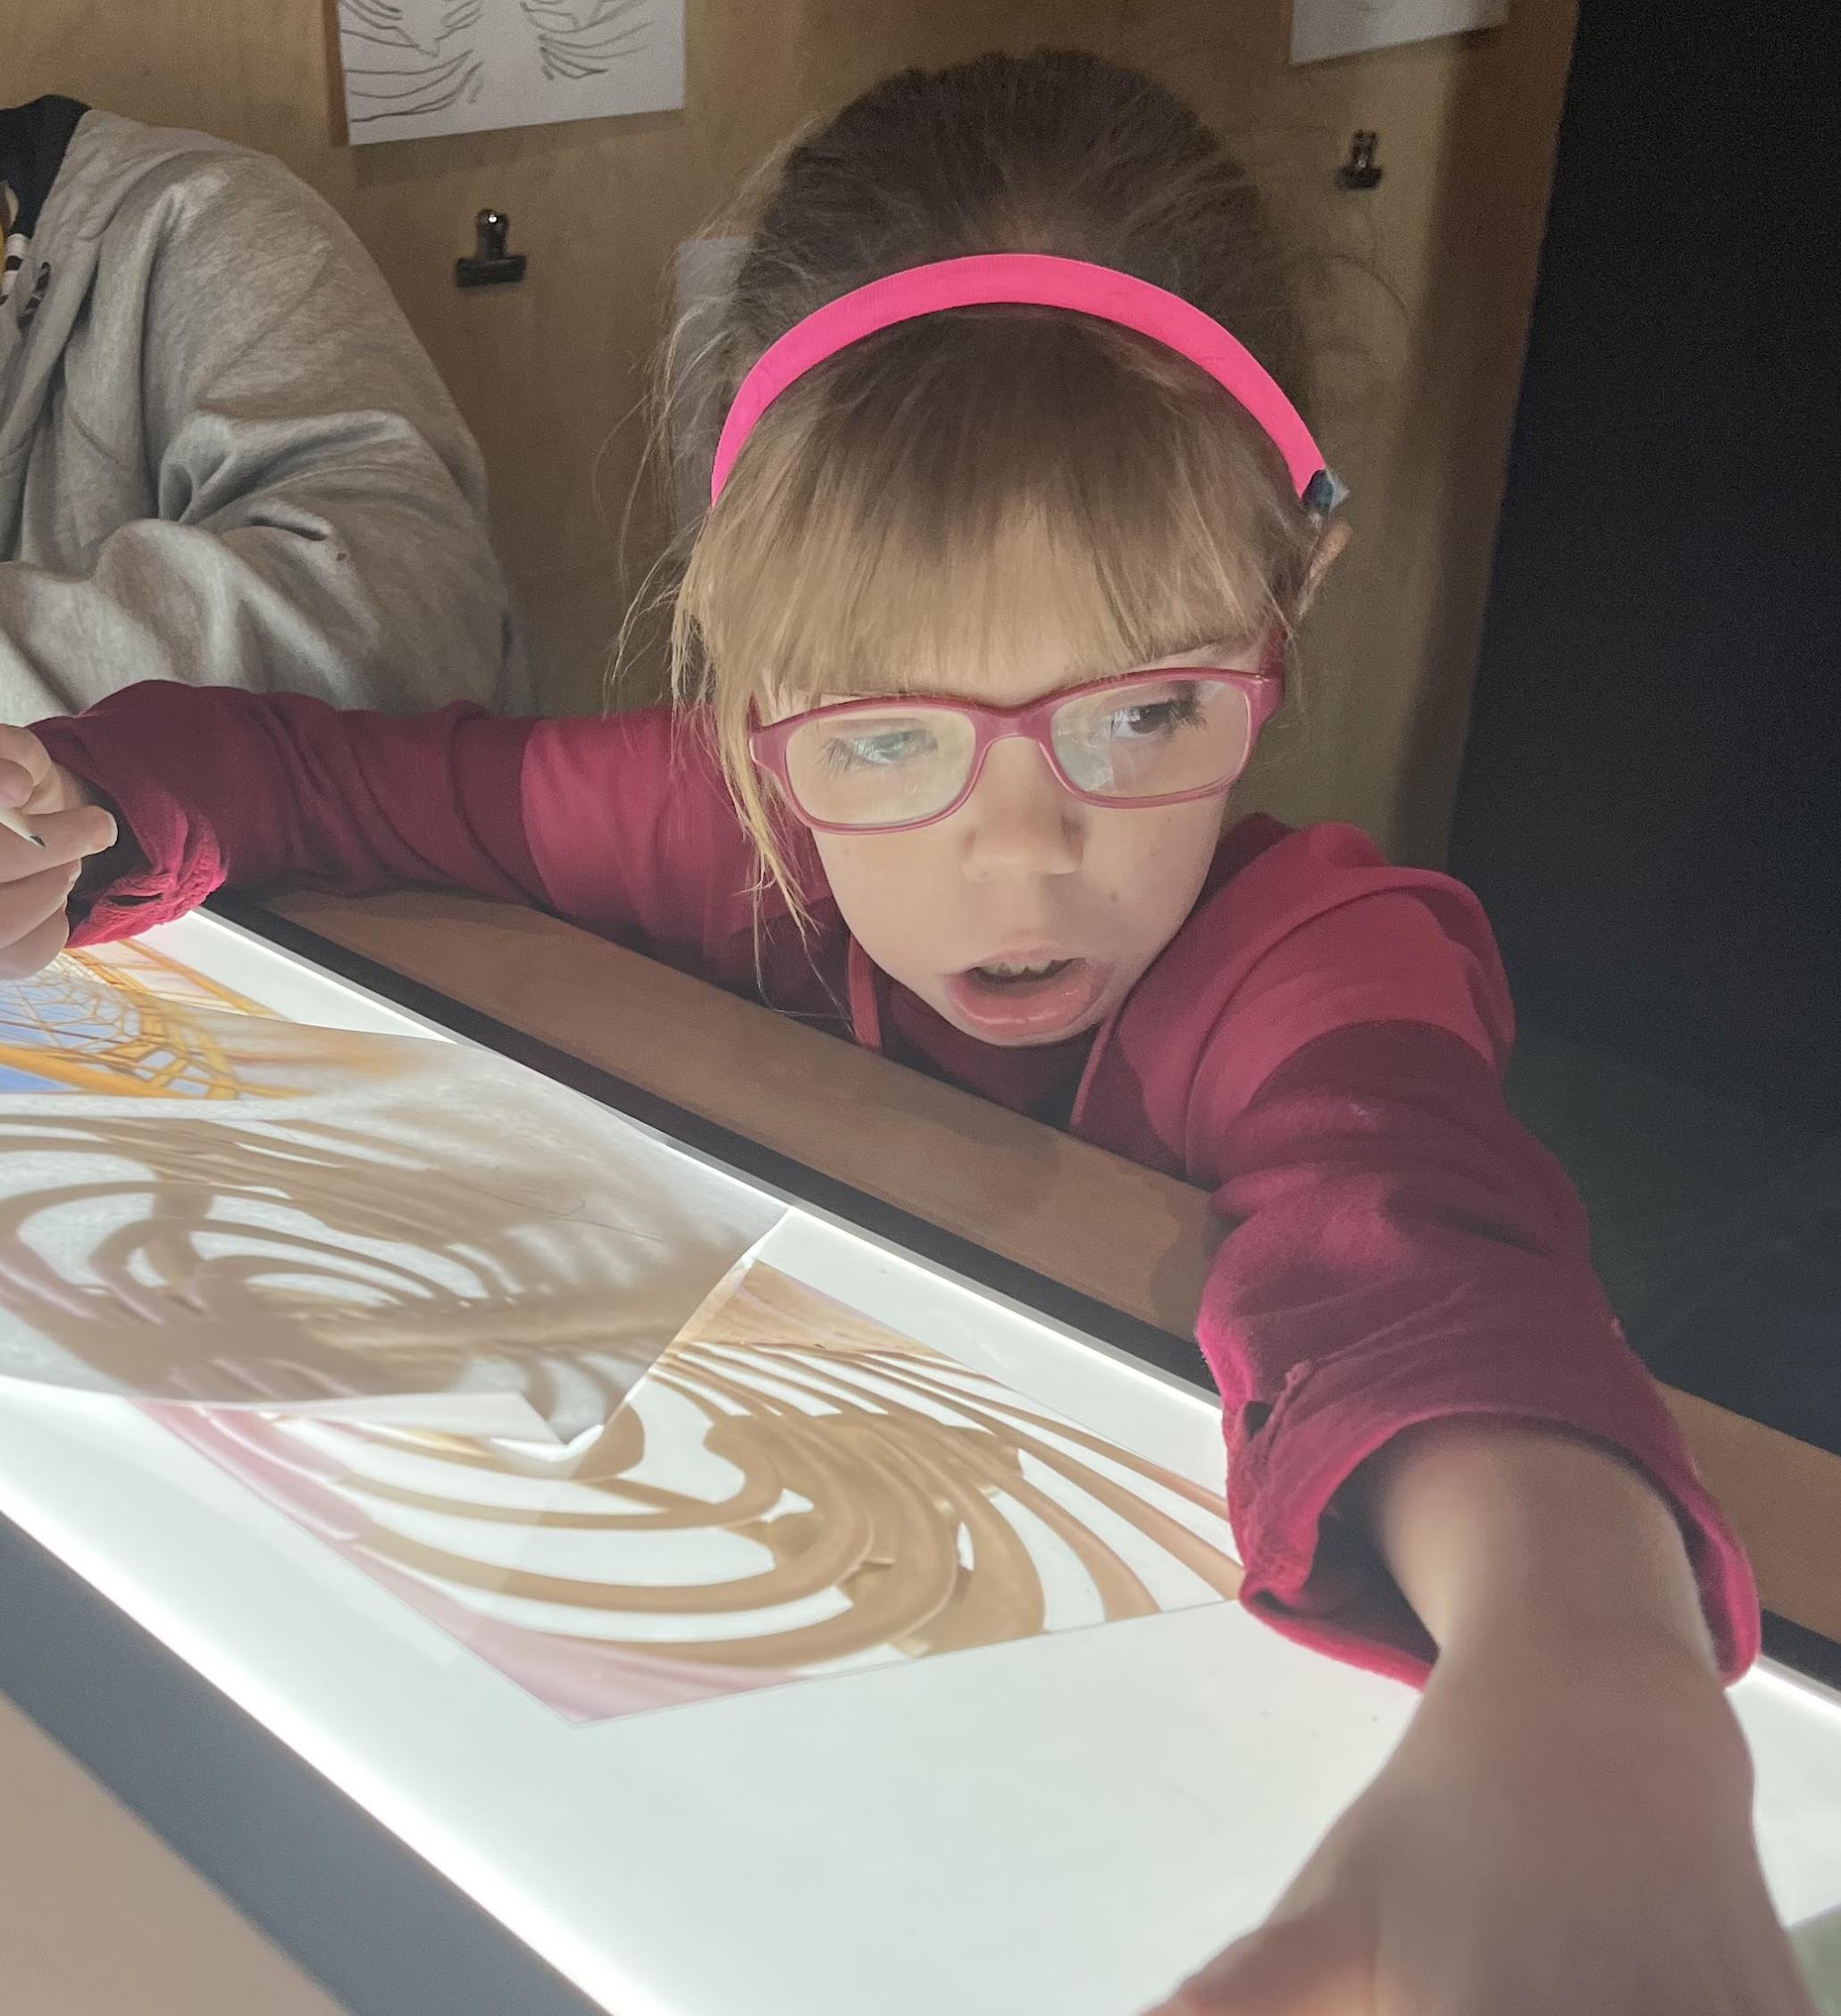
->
xmin=38 ymin=685 xmax=1759 ymax=1684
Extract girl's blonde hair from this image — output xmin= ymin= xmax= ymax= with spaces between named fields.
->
xmin=658 ymin=50 xmax=1324 ymax=907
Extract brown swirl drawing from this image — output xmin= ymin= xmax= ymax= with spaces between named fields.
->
xmin=0 ymin=1109 xmax=657 ymax=1412
xmin=0 ymin=1000 xmax=772 ymax=1424
xmin=161 ymin=1259 xmax=1243 ymax=1722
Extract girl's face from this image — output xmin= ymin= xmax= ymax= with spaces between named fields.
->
xmin=794 ymin=641 xmax=1258 ymax=1049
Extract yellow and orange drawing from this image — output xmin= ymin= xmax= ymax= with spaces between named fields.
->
xmin=0 ymin=942 xmax=274 ymax=1098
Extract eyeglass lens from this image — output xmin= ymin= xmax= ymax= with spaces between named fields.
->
xmin=779 ymin=675 xmax=1253 ymax=828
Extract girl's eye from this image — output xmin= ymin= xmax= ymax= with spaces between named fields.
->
xmin=1107 ymin=685 xmax=1206 ymax=740
xmin=819 ymin=724 xmax=937 ymax=772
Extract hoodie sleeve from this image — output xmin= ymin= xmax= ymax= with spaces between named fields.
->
xmin=1200 ymin=1021 xmax=1758 ymax=1688
xmin=0 ymin=138 xmax=515 ymax=717
xmin=36 ymin=682 xmax=546 ymax=942
xmin=1175 ymin=869 xmax=1758 ymax=1686
xmin=35 ymin=683 xmax=744 ymax=970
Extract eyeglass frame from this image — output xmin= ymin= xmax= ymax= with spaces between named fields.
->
xmin=748 ymin=662 xmax=1285 ymax=835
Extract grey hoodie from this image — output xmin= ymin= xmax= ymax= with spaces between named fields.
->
xmin=1 ymin=104 xmax=520 ymax=721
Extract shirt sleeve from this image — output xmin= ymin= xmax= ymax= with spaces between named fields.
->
xmin=36 ymin=682 xmax=547 ymax=943
xmin=1199 ymin=1018 xmax=1759 ymax=1687
xmin=516 ymin=710 xmax=791 ymax=985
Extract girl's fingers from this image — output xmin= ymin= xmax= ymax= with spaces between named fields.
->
xmin=0 ymin=853 xmax=81 ymax=934
xmin=0 ymin=876 xmax=76 ymax=979
xmin=12 ymin=800 xmax=118 ymax=863
xmin=0 ymin=756 xmax=38 ymax=811
xmin=0 ymin=733 xmax=94 ymax=820
xmin=0 ymin=729 xmax=54 ymax=804
xmin=0 ymin=804 xmax=115 ymax=880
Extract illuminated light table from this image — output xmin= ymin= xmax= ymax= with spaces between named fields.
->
xmin=1 ymin=901 xmax=1838 ymax=2016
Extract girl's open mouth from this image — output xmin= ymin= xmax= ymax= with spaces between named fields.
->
xmin=943 ymin=955 xmax=1112 ymax=1043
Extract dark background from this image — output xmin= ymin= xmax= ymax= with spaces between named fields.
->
xmin=1452 ymin=0 xmax=1840 ymax=1452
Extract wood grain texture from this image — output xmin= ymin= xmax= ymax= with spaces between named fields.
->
xmin=265 ymin=888 xmax=1841 ymax=1648
xmin=10 ymin=0 xmax=1575 ymax=857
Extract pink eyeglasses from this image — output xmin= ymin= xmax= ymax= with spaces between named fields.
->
xmin=749 ymin=664 xmax=1282 ymax=833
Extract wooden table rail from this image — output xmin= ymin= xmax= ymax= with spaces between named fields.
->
xmin=265 ymin=887 xmax=1841 ymax=1648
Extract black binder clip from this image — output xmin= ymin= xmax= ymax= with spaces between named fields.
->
xmin=456 ymin=210 xmax=527 ymax=289
xmin=1336 ymin=132 xmax=1384 ymax=192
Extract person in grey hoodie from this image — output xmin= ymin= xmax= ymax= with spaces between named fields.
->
xmin=1 ymin=95 xmax=519 ymax=719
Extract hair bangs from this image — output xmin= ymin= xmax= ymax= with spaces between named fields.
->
xmin=682 ymin=314 xmax=1311 ymax=717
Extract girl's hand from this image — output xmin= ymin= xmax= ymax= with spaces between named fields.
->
xmin=0 ymin=724 xmax=116 ymax=979
xmin=1147 ymin=1421 xmax=1813 ymax=2016
xmin=1143 ymin=1636 xmax=1816 ymax=2016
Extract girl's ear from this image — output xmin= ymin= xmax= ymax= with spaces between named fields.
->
xmin=1297 ymin=517 xmax=1352 ymax=616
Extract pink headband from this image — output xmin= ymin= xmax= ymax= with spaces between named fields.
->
xmin=709 ymin=251 xmax=1336 ymax=509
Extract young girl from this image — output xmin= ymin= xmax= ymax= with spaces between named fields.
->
xmin=0 ymin=51 xmax=1813 ymax=2016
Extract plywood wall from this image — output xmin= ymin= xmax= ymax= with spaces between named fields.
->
xmin=6 ymin=0 xmax=1575 ymax=861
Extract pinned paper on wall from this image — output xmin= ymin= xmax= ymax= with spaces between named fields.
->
xmin=1291 ymin=0 xmax=1507 ymax=65
xmin=334 ymin=0 xmax=684 ymax=146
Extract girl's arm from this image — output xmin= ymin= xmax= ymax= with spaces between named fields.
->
xmin=1151 ymin=1006 xmax=1805 ymax=2015
xmin=1198 ymin=1018 xmax=1754 ymax=1682
xmin=33 ymin=682 xmax=565 ymax=944
xmin=1150 ymin=1418 xmax=1813 ymax=2015
xmin=36 ymin=683 xmax=757 ymax=966
xmin=1362 ymin=1412 xmax=1717 ymax=1665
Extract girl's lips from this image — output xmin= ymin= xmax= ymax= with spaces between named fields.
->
xmin=942 ymin=957 xmax=1113 ymax=1043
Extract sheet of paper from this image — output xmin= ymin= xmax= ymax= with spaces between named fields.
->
xmin=1290 ymin=0 xmax=1507 ymax=64
xmin=334 ymin=0 xmax=684 ymax=146
xmin=158 ymin=1236 xmax=1243 ymax=1722
xmin=0 ymin=949 xmax=779 ymax=1436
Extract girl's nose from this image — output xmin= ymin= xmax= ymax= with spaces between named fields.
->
xmin=958 ymin=737 xmax=1084 ymax=879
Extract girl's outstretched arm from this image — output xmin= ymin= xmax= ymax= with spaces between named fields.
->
xmin=1146 ymin=1419 xmax=1815 ymax=2015
xmin=32 ymin=682 xmax=558 ymax=942
xmin=1196 ymin=1017 xmax=1754 ymax=1686
xmin=34 ymin=682 xmax=757 ymax=965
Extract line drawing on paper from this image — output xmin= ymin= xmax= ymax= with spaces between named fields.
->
xmin=4 ymin=930 xmax=1235 ymax=1728
xmin=338 ymin=0 xmax=489 ymax=123
xmin=520 ymin=1 xmax=652 ymax=80
xmin=334 ymin=0 xmax=682 ymax=145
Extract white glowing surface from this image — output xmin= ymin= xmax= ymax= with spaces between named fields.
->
xmin=0 ymin=910 xmax=1837 ymax=2014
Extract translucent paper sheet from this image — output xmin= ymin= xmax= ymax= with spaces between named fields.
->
xmin=0 ymin=946 xmax=777 ymax=1440
xmin=3 ymin=934 xmax=1241 ymax=1725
